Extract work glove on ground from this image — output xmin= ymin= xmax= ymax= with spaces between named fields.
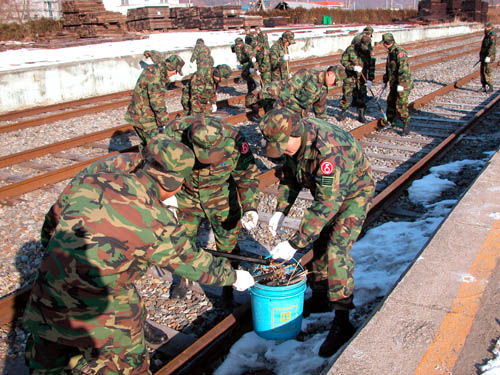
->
xmin=397 ymin=85 xmax=404 ymax=92
xmin=270 ymin=241 xmax=296 ymax=261
xmin=241 ymin=211 xmax=259 ymax=231
xmin=233 ymin=270 xmax=255 ymax=291
xmin=353 ymin=65 xmax=363 ymax=73
xmin=212 ymin=103 xmax=217 ymax=113
xmin=366 ymin=80 xmax=372 ymax=90
xmin=268 ymin=211 xmax=285 ymax=237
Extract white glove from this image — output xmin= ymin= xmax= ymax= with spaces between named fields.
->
xmin=170 ymin=73 xmax=181 ymax=81
xmin=233 ymin=270 xmax=255 ymax=291
xmin=397 ymin=85 xmax=404 ymax=92
xmin=237 ymin=64 xmax=243 ymax=70
xmin=162 ymin=195 xmax=178 ymax=219
xmin=283 ymin=54 xmax=290 ymax=61
xmin=211 ymin=103 xmax=217 ymax=113
xmin=270 ymin=241 xmax=296 ymax=261
xmin=241 ymin=211 xmax=259 ymax=231
xmin=353 ymin=65 xmax=363 ymax=73
xmin=268 ymin=211 xmax=285 ymax=237
xmin=255 ymin=70 xmax=261 ymax=76
xmin=484 ymin=56 xmax=491 ymax=63
xmin=251 ymin=57 xmax=257 ymax=63
xmin=366 ymin=80 xmax=372 ymax=90
xmin=249 ymin=68 xmax=255 ymax=73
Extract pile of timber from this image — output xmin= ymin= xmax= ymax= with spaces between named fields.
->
xmin=172 ymin=7 xmax=201 ymax=30
xmin=199 ymin=6 xmax=244 ymax=30
xmin=263 ymin=16 xmax=289 ymax=27
xmin=417 ymin=0 xmax=488 ymax=22
xmin=62 ymin=0 xmax=127 ymax=38
xmin=241 ymin=15 xmax=264 ymax=28
xmin=126 ymin=6 xmax=175 ymax=31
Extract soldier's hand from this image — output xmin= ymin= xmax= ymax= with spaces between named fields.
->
xmin=283 ymin=54 xmax=290 ymax=61
xmin=241 ymin=211 xmax=259 ymax=231
xmin=162 ymin=195 xmax=178 ymax=219
xmin=397 ymin=85 xmax=404 ymax=92
xmin=484 ymin=56 xmax=491 ymax=63
xmin=233 ymin=270 xmax=255 ymax=291
xmin=268 ymin=211 xmax=285 ymax=236
xmin=366 ymin=80 xmax=373 ymax=90
xmin=270 ymin=241 xmax=296 ymax=261
xmin=255 ymin=70 xmax=261 ymax=76
xmin=353 ymin=65 xmax=363 ymax=73
xmin=212 ymin=103 xmax=217 ymax=113
xmin=251 ymin=57 xmax=257 ymax=63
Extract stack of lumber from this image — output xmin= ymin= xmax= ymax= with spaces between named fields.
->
xmin=62 ymin=0 xmax=127 ymax=38
xmin=199 ymin=6 xmax=244 ymax=30
xmin=241 ymin=15 xmax=264 ymax=27
xmin=263 ymin=16 xmax=289 ymax=27
xmin=171 ymin=7 xmax=201 ymax=29
xmin=417 ymin=0 xmax=488 ymax=22
xmin=126 ymin=6 xmax=175 ymax=31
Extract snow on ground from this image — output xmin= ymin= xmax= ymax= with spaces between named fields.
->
xmin=214 ymin=151 xmax=494 ymax=375
xmin=481 ymin=336 xmax=500 ymax=375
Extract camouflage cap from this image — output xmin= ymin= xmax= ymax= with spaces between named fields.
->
xmin=258 ymin=107 xmax=303 ymax=158
xmin=143 ymin=135 xmax=195 ymax=192
xmin=188 ymin=116 xmax=232 ymax=164
xmin=214 ymin=64 xmax=232 ymax=79
xmin=165 ymin=55 xmax=185 ymax=75
xmin=281 ymin=31 xmax=296 ymax=44
xmin=485 ymin=22 xmax=493 ymax=28
xmin=235 ymin=37 xmax=244 ymax=44
xmin=381 ymin=33 xmax=395 ymax=44
xmin=363 ymin=25 xmax=374 ymax=34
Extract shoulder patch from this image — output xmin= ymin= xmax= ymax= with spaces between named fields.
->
xmin=491 ymin=35 xmax=495 ymax=39
xmin=398 ymin=52 xmax=405 ymax=58
xmin=320 ymin=160 xmax=334 ymax=175
xmin=240 ymin=142 xmax=249 ymax=154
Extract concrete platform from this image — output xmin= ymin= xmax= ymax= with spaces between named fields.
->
xmin=324 ymin=150 xmax=500 ymax=375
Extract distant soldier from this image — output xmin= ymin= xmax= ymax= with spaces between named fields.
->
xmin=190 ymin=38 xmax=214 ymax=72
xmin=23 ymin=136 xmax=255 ymax=375
xmin=340 ymin=36 xmax=375 ymax=123
xmin=351 ymin=25 xmax=374 ymax=46
xmin=244 ymin=26 xmax=256 ymax=47
xmin=380 ymin=33 xmax=414 ymax=135
xmin=255 ymin=26 xmax=270 ymax=49
xmin=144 ymin=49 xmax=165 ymax=65
xmin=480 ymin=22 xmax=496 ymax=93
xmin=270 ymin=31 xmax=295 ymax=81
xmin=259 ymin=113 xmax=375 ymax=358
xmin=255 ymin=35 xmax=272 ymax=85
xmin=181 ymin=64 xmax=232 ymax=115
xmin=163 ymin=116 xmax=261 ymax=306
xmin=232 ymin=37 xmax=260 ymax=109
xmin=125 ymin=54 xmax=185 ymax=147
xmin=263 ymin=65 xmax=345 ymax=118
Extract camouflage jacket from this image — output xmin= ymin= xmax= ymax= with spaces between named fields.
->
xmin=164 ymin=118 xmax=260 ymax=212
xmin=245 ymin=34 xmax=256 ymax=47
xmin=270 ymin=39 xmax=290 ymax=80
xmin=383 ymin=43 xmax=414 ymax=90
xmin=480 ymin=29 xmax=496 ymax=61
xmin=255 ymin=44 xmax=271 ymax=73
xmin=233 ymin=43 xmax=257 ymax=70
xmin=341 ymin=44 xmax=374 ymax=81
xmin=144 ymin=49 xmax=165 ymax=65
xmin=124 ymin=62 xmax=171 ymax=127
xmin=25 ymin=170 xmax=235 ymax=348
xmin=275 ymin=118 xmax=374 ymax=248
xmin=183 ymin=68 xmax=218 ymax=107
xmin=256 ymin=31 xmax=270 ymax=49
xmin=190 ymin=43 xmax=214 ymax=71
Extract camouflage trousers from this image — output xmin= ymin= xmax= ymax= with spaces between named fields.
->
xmin=309 ymin=179 xmax=375 ymax=302
xmin=181 ymin=86 xmax=212 ymax=116
xmin=133 ymin=121 xmax=161 ymax=149
xmin=480 ymin=62 xmax=494 ymax=87
xmin=340 ymin=76 xmax=367 ymax=111
xmin=271 ymin=67 xmax=289 ymax=82
xmin=259 ymin=70 xmax=272 ymax=85
xmin=386 ymin=86 xmax=411 ymax=123
xmin=176 ymin=184 xmax=242 ymax=253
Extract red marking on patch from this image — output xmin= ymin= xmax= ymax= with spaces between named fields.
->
xmin=320 ymin=161 xmax=334 ymax=175
xmin=398 ymin=52 xmax=404 ymax=58
xmin=241 ymin=142 xmax=249 ymax=154
xmin=491 ymin=35 xmax=495 ymax=39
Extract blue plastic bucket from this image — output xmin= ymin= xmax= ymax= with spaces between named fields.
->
xmin=249 ymin=278 xmax=306 ymax=340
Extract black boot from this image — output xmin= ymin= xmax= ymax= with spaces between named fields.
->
xmin=402 ymin=120 xmax=410 ymax=136
xmin=303 ymin=282 xmax=330 ymax=318
xmin=222 ymin=286 xmax=234 ymax=308
xmin=358 ymin=108 xmax=366 ymax=123
xmin=143 ymin=321 xmax=169 ymax=346
xmin=338 ymin=110 xmax=347 ymax=121
xmin=170 ymin=277 xmax=189 ymax=299
xmin=481 ymin=86 xmax=487 ymax=92
xmin=486 ymin=84 xmax=494 ymax=93
xmin=318 ymin=309 xmax=356 ymax=357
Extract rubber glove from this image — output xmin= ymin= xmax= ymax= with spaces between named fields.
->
xmin=255 ymin=70 xmax=261 ymax=76
xmin=485 ymin=56 xmax=491 ymax=63
xmin=212 ymin=103 xmax=217 ymax=113
xmin=251 ymin=57 xmax=257 ymax=63
xmin=366 ymin=80 xmax=372 ymax=90
xmin=397 ymin=85 xmax=404 ymax=92
xmin=270 ymin=241 xmax=296 ymax=261
xmin=162 ymin=195 xmax=178 ymax=219
xmin=283 ymin=54 xmax=290 ymax=61
xmin=268 ymin=212 xmax=285 ymax=237
xmin=353 ymin=65 xmax=363 ymax=73
xmin=241 ymin=211 xmax=259 ymax=231
xmin=233 ymin=270 xmax=255 ymax=291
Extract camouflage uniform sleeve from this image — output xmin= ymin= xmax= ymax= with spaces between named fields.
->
xmin=40 ymin=203 xmax=61 ymax=248
xmin=341 ymin=46 xmax=361 ymax=72
xmin=275 ymin=162 xmax=302 ymax=215
xmin=395 ymin=47 xmax=413 ymax=89
xmin=148 ymin=69 xmax=170 ymax=125
xmin=146 ymin=50 xmax=165 ymax=65
xmin=312 ymin=89 xmax=327 ymax=119
xmin=231 ymin=131 xmax=260 ymax=212
xmin=488 ymin=31 xmax=496 ymax=61
xmin=190 ymin=45 xmax=199 ymax=63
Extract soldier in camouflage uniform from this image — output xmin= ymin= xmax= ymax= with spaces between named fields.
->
xmin=255 ymin=27 xmax=269 ymax=49
xmin=255 ymin=35 xmax=272 ymax=85
xmin=232 ymin=37 xmax=260 ymax=110
xmin=23 ymin=136 xmax=255 ymax=375
xmin=340 ymin=36 xmax=375 ymax=123
xmin=125 ymin=54 xmax=185 ymax=148
xmin=480 ymin=22 xmax=496 ymax=93
xmin=181 ymin=64 xmax=232 ymax=115
xmin=144 ymin=49 xmax=165 ymax=65
xmin=244 ymin=26 xmax=256 ymax=47
xmin=259 ymin=112 xmax=374 ymax=358
xmin=351 ymin=25 xmax=374 ymax=47
xmin=190 ymin=38 xmax=214 ymax=73
xmin=270 ymin=31 xmax=295 ymax=81
xmin=380 ymin=33 xmax=414 ymax=135
xmin=262 ymin=65 xmax=345 ymax=118
xmin=163 ymin=116 xmax=261 ymax=305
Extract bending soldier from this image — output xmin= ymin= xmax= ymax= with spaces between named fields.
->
xmin=380 ymin=33 xmax=413 ymax=135
xmin=270 ymin=31 xmax=295 ymax=81
xmin=125 ymin=54 xmax=185 ymax=147
xmin=163 ymin=116 xmax=261 ymax=306
xmin=480 ymin=22 xmax=496 ymax=93
xmin=340 ymin=36 xmax=375 ymax=123
xmin=259 ymin=113 xmax=374 ymax=358
xmin=232 ymin=37 xmax=260 ymax=109
xmin=181 ymin=64 xmax=232 ymax=115
xmin=255 ymin=26 xmax=270 ymax=49
xmin=23 ymin=136 xmax=255 ymax=375
xmin=190 ymin=38 xmax=214 ymax=72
